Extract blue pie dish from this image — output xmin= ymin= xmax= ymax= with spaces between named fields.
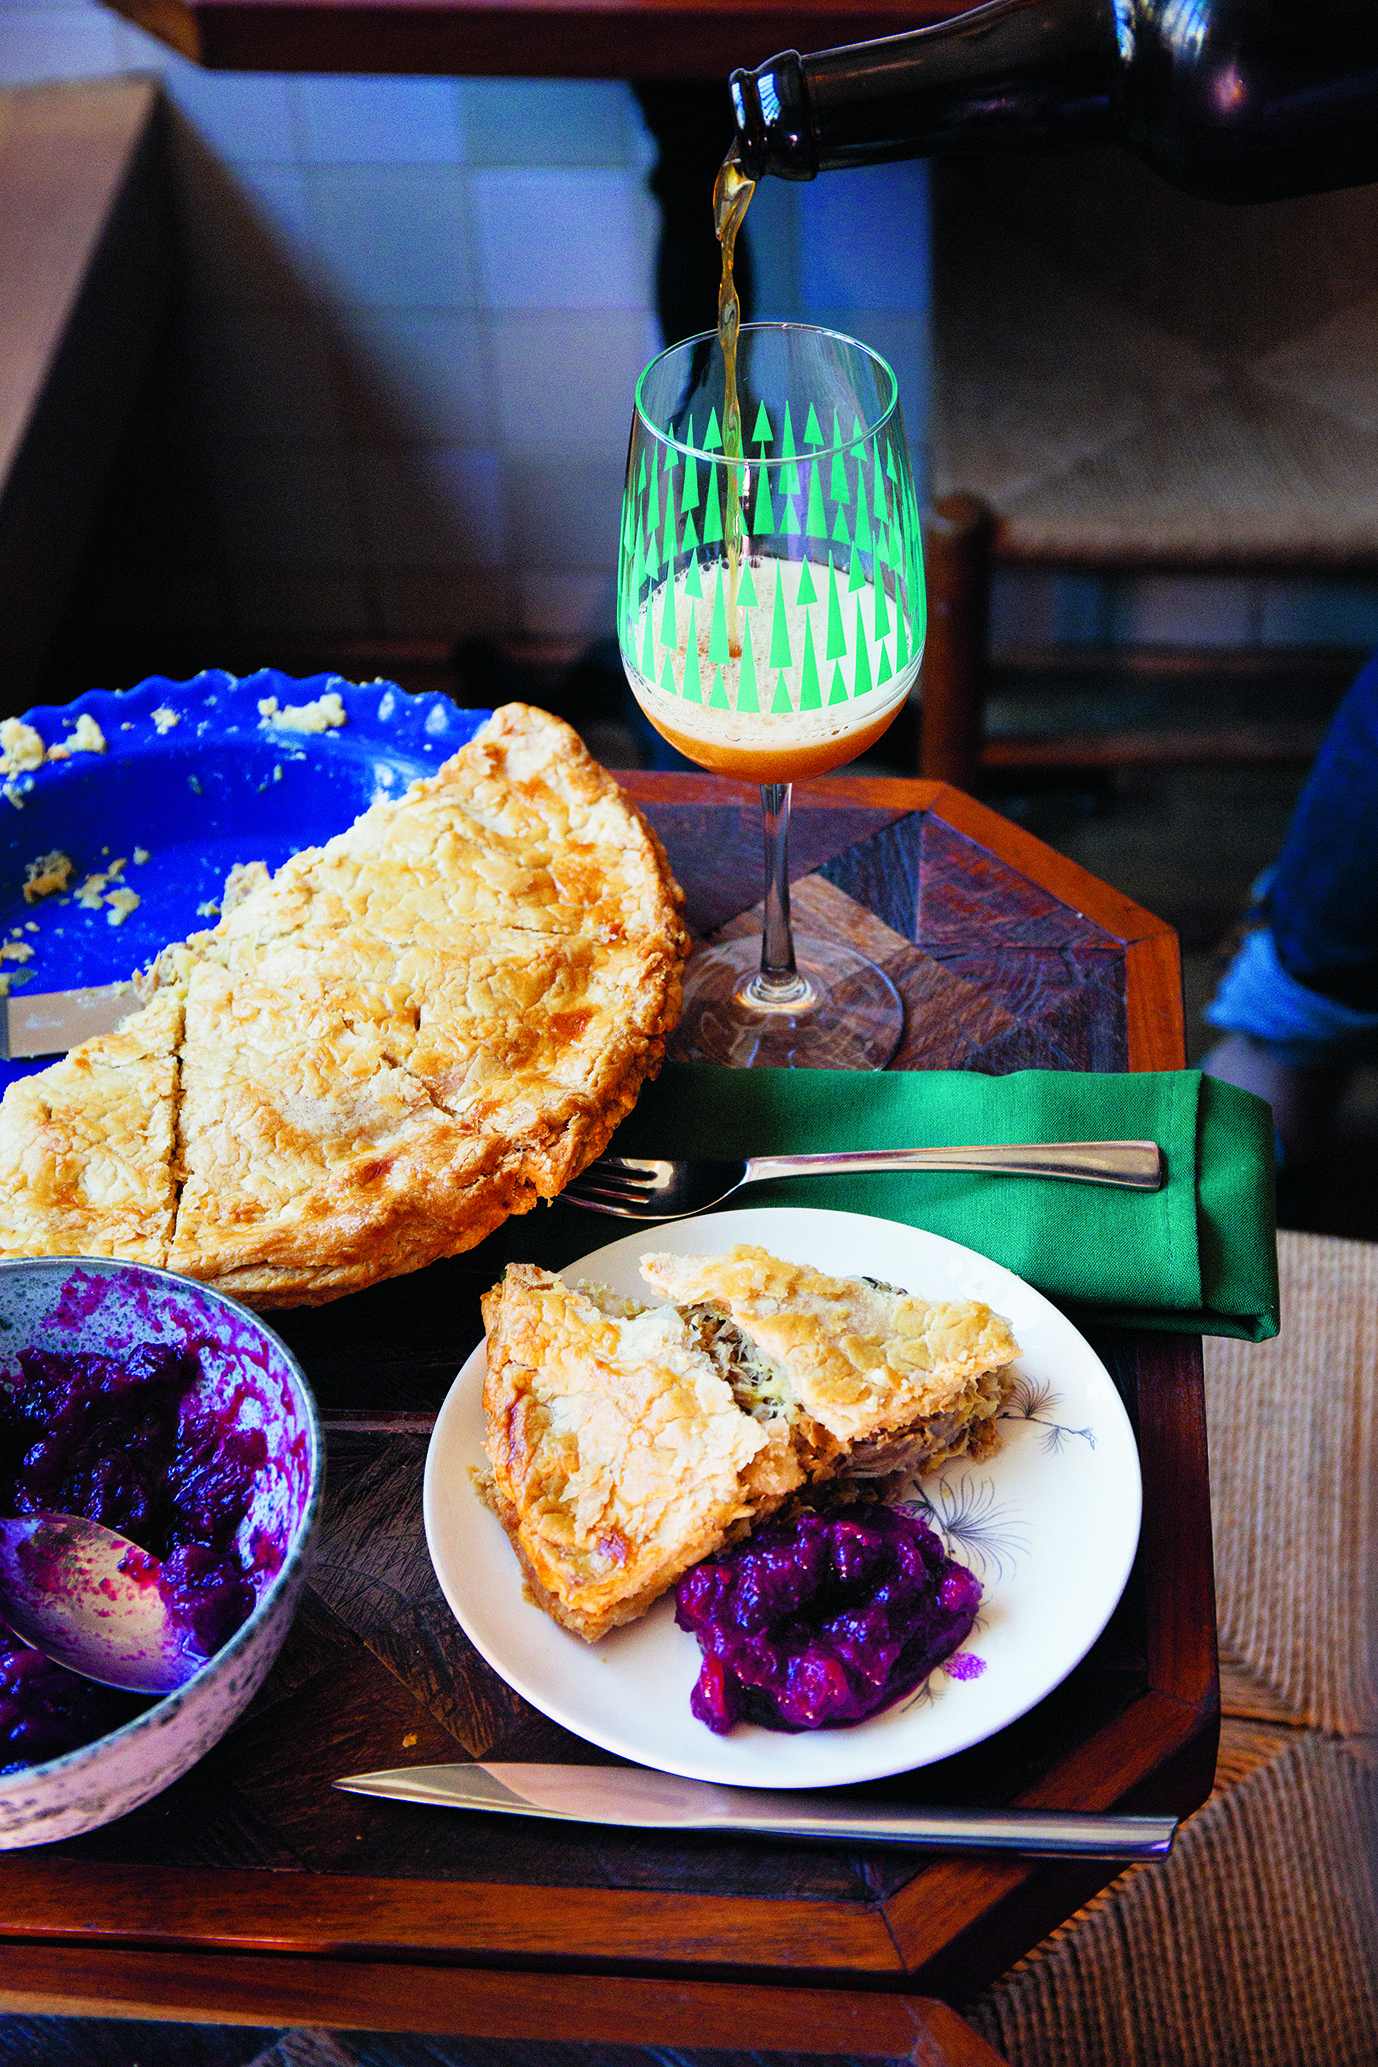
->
xmin=0 ymin=669 xmax=491 ymax=1096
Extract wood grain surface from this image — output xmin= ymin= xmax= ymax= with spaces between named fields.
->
xmin=102 ymin=0 xmax=969 ymax=79
xmin=0 ymin=777 xmax=1210 ymax=2051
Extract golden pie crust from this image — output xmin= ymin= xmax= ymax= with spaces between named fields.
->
xmin=0 ymin=705 xmax=688 ymax=1305
xmin=480 ymin=1246 xmax=1020 ymax=1641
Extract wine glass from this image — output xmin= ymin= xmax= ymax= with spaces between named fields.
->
xmin=618 ymin=322 xmax=925 ymax=1068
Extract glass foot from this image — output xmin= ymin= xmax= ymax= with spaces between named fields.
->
xmin=669 ymin=934 xmax=904 ymax=1069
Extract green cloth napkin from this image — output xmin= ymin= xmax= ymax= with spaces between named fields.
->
xmin=507 ymin=1064 xmax=1278 ymax=1340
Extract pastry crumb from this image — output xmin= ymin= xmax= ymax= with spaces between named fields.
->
xmin=149 ymin=707 xmax=180 ymax=734
xmin=188 ymin=775 xmax=202 ymax=795
xmin=0 ymin=720 xmax=45 ymax=777
xmin=75 ymin=873 xmax=109 ymax=910
xmin=22 ymin=851 xmax=73 ymax=903
xmin=257 ymin=691 xmax=347 ymax=734
xmin=132 ymin=847 xmax=150 ymax=865
xmin=196 ymin=900 xmax=220 ymax=918
xmin=0 ymin=940 xmax=33 ymax=964
xmin=104 ymin=887 xmax=140 ymax=925
xmin=47 ymin=714 xmax=106 ymax=762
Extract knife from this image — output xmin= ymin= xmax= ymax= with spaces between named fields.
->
xmin=333 ymin=1762 xmax=1177 ymax=1861
xmin=0 ymin=983 xmax=138 ymax=1059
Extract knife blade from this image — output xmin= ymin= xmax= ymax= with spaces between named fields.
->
xmin=1 ymin=983 xmax=139 ymax=1060
xmin=333 ymin=1762 xmax=1177 ymax=1861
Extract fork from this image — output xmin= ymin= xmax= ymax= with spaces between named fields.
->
xmin=561 ymin=1140 xmax=1164 ymax=1218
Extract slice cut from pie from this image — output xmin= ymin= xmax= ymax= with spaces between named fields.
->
xmin=480 ymin=1263 xmax=804 ymax=1640
xmin=478 ymin=1246 xmax=1021 ymax=1641
xmin=0 ymin=705 xmax=688 ymax=1305
xmin=640 ymin=1245 xmax=1020 ymax=1479
xmin=0 ymin=991 xmax=182 ymax=1266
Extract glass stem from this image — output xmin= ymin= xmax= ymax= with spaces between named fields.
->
xmin=747 ymin=783 xmax=811 ymax=1008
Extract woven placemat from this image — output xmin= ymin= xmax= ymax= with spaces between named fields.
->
xmin=962 ymin=1229 xmax=1378 ymax=2064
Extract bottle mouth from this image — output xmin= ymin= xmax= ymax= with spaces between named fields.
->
xmin=729 ymin=52 xmax=819 ymax=182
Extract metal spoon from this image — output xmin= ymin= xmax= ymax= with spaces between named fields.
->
xmin=0 ymin=1513 xmax=204 ymax=1694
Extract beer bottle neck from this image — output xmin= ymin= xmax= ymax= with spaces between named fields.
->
xmin=731 ymin=0 xmax=1122 ymax=180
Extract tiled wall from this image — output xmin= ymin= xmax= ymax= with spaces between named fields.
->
xmin=0 ymin=1 xmax=933 ymax=658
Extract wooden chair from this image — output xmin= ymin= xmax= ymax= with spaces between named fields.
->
xmin=918 ymin=150 xmax=1378 ymax=788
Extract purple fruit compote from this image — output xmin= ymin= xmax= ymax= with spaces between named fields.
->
xmin=674 ymin=1503 xmax=982 ymax=1734
xmin=0 ymin=1339 xmax=280 ymax=1770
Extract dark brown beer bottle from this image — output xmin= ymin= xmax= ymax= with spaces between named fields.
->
xmin=729 ymin=0 xmax=1378 ymax=205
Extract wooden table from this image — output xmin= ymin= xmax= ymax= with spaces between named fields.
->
xmin=0 ymin=774 xmax=1213 ymax=2059
xmin=106 ymin=0 xmax=963 ymax=79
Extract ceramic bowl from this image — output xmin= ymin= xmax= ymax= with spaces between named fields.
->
xmin=0 ymin=1257 xmax=323 ymax=1847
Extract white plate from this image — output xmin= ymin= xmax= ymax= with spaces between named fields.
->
xmin=423 ymin=1207 xmax=1141 ymax=1789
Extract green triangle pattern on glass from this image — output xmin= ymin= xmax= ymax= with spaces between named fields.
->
xmin=708 ymin=665 xmax=729 ymax=709
xmin=799 ymin=617 xmax=821 ymax=709
xmin=886 ymin=443 xmax=899 ymax=482
xmin=621 ymin=495 xmax=634 ymax=551
xmin=877 ymin=643 xmax=893 ymax=684
xmin=873 ymin=573 xmax=890 ymax=640
xmin=783 ymin=460 xmax=802 ymax=498
xmin=830 ymin=447 xmax=850 ymax=504
xmin=660 ymin=569 xmax=678 ymax=650
xmin=873 ymin=450 xmax=887 ymax=520
xmin=769 ymin=559 xmax=793 ymax=668
xmin=795 ymin=556 xmax=817 ymax=606
xmin=637 ymin=453 xmax=647 ymax=496
xmin=684 ymin=551 xmax=703 ymax=598
xmin=660 ymin=650 xmax=678 ymax=697
xmin=702 ymin=468 xmax=723 ymax=544
xmin=783 ymin=501 xmax=802 ymax=536
xmin=803 ymin=403 xmax=823 ymax=447
xmin=895 ymin=606 xmax=909 ymax=673
xmin=853 ymin=600 xmax=873 ymax=699
xmin=683 ymin=606 xmax=702 ymax=702
xmin=738 ymin=628 xmax=759 ymax=712
xmin=826 ymin=562 xmax=847 ymax=659
xmin=641 ymin=599 xmax=655 ymax=679
xmin=661 ymin=493 xmax=675 ymax=569
xmin=854 ymin=491 xmax=873 ymax=555
xmin=682 ymin=508 xmax=700 ymax=551
xmin=751 ymin=401 xmax=773 ymax=446
xmin=753 ymin=470 xmax=775 ymax=535
xmin=703 ymin=406 xmax=723 ymax=452
xmin=771 ymin=671 xmax=793 ymax=715
xmin=648 ymin=446 xmax=660 ymax=518
xmin=848 ymin=546 xmax=867 ymax=595
xmin=736 ymin=556 xmax=759 ymax=607
xmin=781 ymin=403 xmax=798 ymax=459
xmin=681 ymin=456 xmax=699 ymax=513
xmin=850 ymin=413 xmax=866 ymax=459
xmin=805 ymin=461 xmax=827 ymax=538
xmin=831 ymin=507 xmax=850 ymax=546
xmin=709 ymin=566 xmax=731 ymax=663
xmin=643 ymin=508 xmax=660 ymax=578
xmin=829 ymin=662 xmax=848 ymax=705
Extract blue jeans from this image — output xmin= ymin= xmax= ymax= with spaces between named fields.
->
xmin=1206 ymin=651 xmax=1378 ymax=1064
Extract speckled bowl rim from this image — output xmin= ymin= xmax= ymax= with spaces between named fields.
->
xmin=0 ymin=1255 xmax=324 ymax=1784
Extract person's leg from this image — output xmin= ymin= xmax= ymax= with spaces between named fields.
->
xmin=1204 ymin=651 xmax=1378 ymax=1159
